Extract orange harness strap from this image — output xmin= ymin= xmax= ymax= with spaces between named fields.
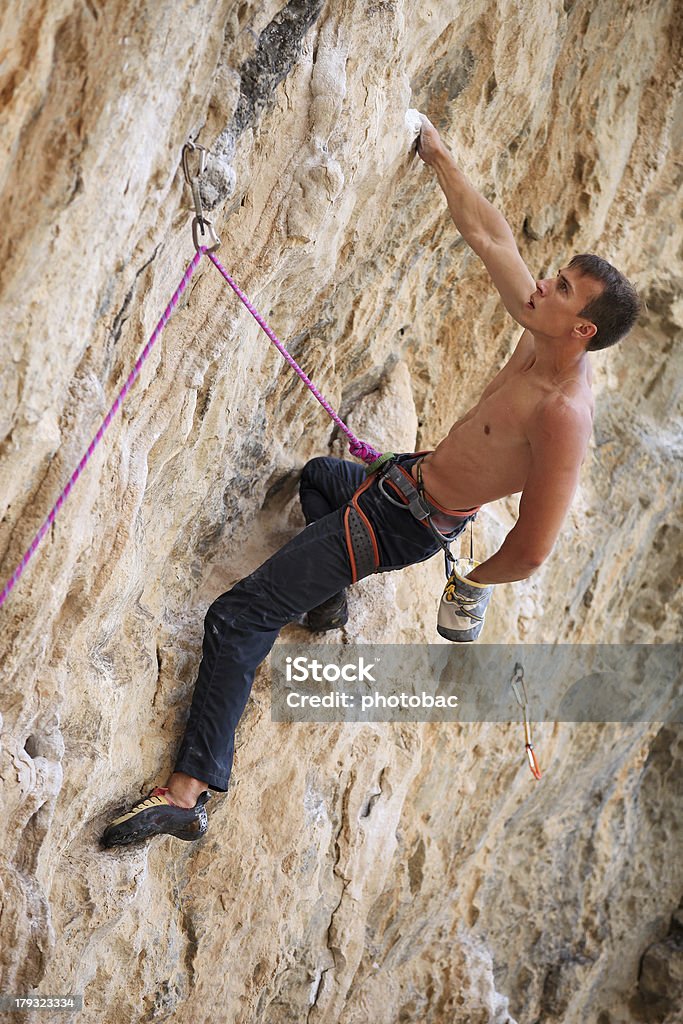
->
xmin=343 ymin=474 xmax=380 ymax=583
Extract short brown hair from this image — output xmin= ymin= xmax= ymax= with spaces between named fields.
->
xmin=569 ymin=254 xmax=641 ymax=351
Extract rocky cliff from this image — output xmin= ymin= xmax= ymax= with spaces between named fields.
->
xmin=0 ymin=1 xmax=681 ymax=1022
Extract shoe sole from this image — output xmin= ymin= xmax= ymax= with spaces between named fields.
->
xmin=102 ymin=822 xmax=204 ymax=847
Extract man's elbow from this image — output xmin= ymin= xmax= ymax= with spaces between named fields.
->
xmin=506 ymin=528 xmax=554 ymax=578
xmin=514 ymin=550 xmax=550 ymax=579
xmin=518 ymin=557 xmax=545 ymax=579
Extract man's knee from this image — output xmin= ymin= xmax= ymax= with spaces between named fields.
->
xmin=299 ymin=457 xmax=337 ymax=512
xmin=300 ymin=456 xmax=335 ymax=486
xmin=205 ymin=583 xmax=247 ymax=630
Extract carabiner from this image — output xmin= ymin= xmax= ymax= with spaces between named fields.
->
xmin=182 ymin=141 xmax=207 ymax=187
xmin=191 ymin=215 xmax=221 ymax=253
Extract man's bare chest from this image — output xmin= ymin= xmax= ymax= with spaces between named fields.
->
xmin=464 ymin=373 xmax=543 ymax=447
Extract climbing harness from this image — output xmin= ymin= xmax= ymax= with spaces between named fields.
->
xmin=511 ymin=662 xmax=542 ymax=780
xmin=343 ymin=472 xmax=381 ymax=583
xmin=376 ymin=455 xmax=479 ymax=578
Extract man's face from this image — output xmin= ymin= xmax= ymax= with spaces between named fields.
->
xmin=525 ymin=264 xmax=602 ymax=340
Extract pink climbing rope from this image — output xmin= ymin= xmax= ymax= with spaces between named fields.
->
xmin=205 ymin=251 xmax=382 ymax=465
xmin=0 ymin=249 xmax=203 ymax=610
xmin=1 ymin=245 xmax=381 ymax=611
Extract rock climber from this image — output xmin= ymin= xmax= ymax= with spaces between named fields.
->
xmin=101 ymin=113 xmax=640 ymax=847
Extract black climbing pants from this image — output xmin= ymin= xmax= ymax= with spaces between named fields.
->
xmin=173 ymin=454 xmax=474 ymax=791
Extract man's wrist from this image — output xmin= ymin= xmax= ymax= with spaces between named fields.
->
xmin=464 ymin=568 xmax=492 ymax=587
xmin=432 ymin=147 xmax=457 ymax=174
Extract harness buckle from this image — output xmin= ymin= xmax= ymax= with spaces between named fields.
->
xmin=377 ymin=463 xmax=432 ymax=520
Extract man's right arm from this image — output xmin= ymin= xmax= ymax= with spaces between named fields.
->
xmin=466 ymin=395 xmax=592 ymax=585
xmin=417 ymin=115 xmax=536 ymax=327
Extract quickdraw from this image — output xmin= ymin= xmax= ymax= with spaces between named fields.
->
xmin=182 ymin=140 xmax=221 ymax=253
xmin=511 ymin=662 xmax=542 ymax=780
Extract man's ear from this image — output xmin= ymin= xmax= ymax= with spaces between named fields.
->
xmin=574 ymin=320 xmax=597 ymax=341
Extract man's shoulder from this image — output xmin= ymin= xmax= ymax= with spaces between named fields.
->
xmin=529 ymin=390 xmax=593 ymax=453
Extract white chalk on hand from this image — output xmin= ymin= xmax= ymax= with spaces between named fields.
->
xmin=405 ymin=108 xmax=423 ymax=138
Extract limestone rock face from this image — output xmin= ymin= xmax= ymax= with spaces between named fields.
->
xmin=638 ymin=898 xmax=683 ymax=1022
xmin=0 ymin=1 xmax=681 ymax=1022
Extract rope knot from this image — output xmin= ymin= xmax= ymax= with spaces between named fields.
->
xmin=348 ymin=439 xmax=383 ymax=464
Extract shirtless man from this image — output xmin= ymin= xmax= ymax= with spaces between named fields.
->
xmin=101 ymin=114 xmax=640 ymax=847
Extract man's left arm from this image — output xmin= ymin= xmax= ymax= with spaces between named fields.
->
xmin=467 ymin=397 xmax=592 ymax=585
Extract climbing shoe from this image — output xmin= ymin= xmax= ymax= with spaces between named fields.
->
xmin=305 ymin=591 xmax=349 ymax=632
xmin=101 ymin=787 xmax=210 ymax=848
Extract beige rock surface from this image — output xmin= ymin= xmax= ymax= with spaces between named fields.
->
xmin=0 ymin=0 xmax=681 ymax=1022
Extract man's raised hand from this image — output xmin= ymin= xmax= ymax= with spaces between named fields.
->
xmin=416 ymin=113 xmax=448 ymax=166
